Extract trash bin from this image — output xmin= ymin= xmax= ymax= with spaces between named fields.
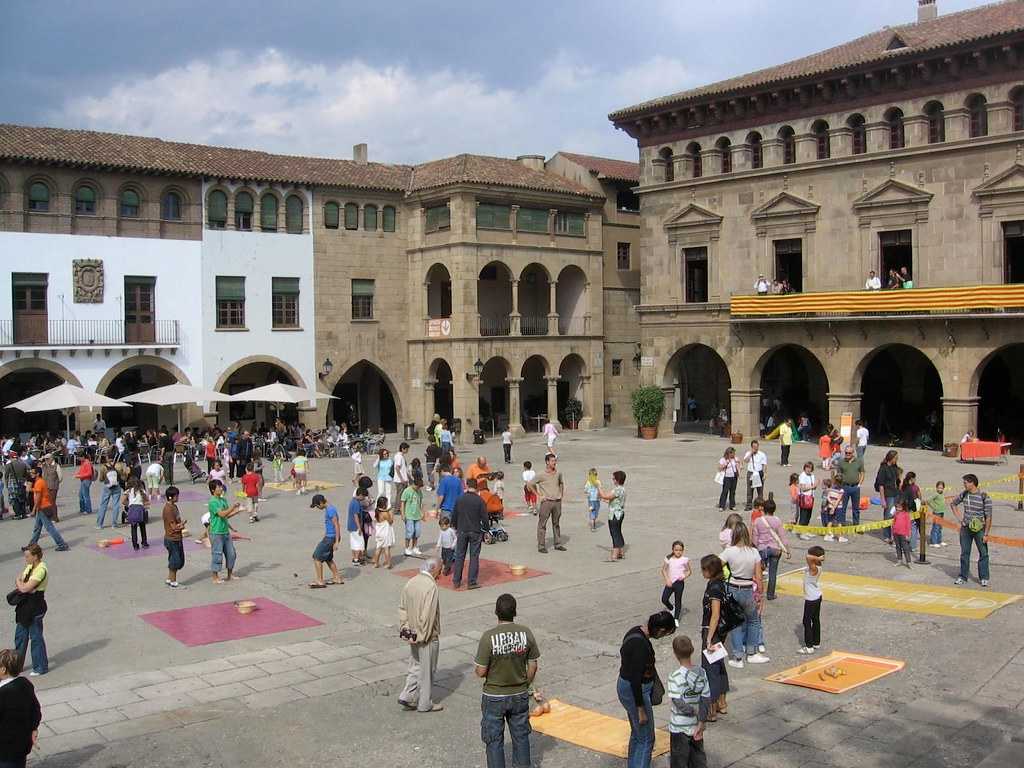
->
xmin=403 ymin=422 xmax=417 ymax=440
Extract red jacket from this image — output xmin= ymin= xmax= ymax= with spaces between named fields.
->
xmin=891 ymin=510 xmax=911 ymax=537
xmin=75 ymin=459 xmax=93 ymax=480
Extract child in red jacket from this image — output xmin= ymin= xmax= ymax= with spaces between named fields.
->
xmin=891 ymin=501 xmax=912 ymax=568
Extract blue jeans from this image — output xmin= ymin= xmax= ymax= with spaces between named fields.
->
xmin=79 ymin=479 xmax=93 ymax=514
xmin=727 ymin=585 xmax=761 ymax=659
xmin=29 ymin=512 xmax=66 ymax=548
xmin=452 ymin=534 xmax=482 ymax=587
xmin=14 ymin=613 xmax=48 ymax=674
xmin=856 ymin=446 xmax=866 ymax=461
xmin=839 ymin=484 xmax=860 ymax=525
xmin=760 ymin=548 xmax=781 ymax=599
xmin=882 ymin=495 xmax=897 ymax=542
xmin=616 ymin=676 xmax=654 ymax=768
xmin=959 ymin=526 xmax=989 ymax=581
xmin=211 ymin=533 xmax=237 ymax=574
xmin=97 ymin=485 xmax=121 ymax=527
xmin=930 ymin=516 xmax=944 ymax=545
xmin=481 ymin=692 xmax=532 ymax=768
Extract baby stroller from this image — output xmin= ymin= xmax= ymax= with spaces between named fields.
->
xmin=183 ymin=449 xmax=207 ymax=484
xmin=479 ymin=489 xmax=508 ymax=543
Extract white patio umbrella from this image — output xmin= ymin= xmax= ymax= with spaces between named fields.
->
xmin=229 ymin=382 xmax=336 ymax=405
xmin=124 ymin=383 xmax=234 ymax=432
xmin=5 ymin=382 xmax=130 ymax=439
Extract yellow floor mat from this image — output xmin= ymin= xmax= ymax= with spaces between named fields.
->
xmin=766 ymin=651 xmax=904 ymax=694
xmin=263 ymin=480 xmax=343 ymax=492
xmin=530 ymin=698 xmax=670 ymax=758
xmin=775 ymin=569 xmax=1022 ymax=619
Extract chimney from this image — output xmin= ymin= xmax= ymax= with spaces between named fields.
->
xmin=516 ymin=154 xmax=545 ymax=172
xmin=918 ymin=0 xmax=937 ymax=22
xmin=353 ymin=143 xmax=368 ymax=164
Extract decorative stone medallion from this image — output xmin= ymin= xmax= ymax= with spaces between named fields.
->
xmin=73 ymin=259 xmax=104 ymax=302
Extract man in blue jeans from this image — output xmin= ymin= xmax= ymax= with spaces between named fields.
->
xmin=24 ymin=466 xmax=68 ymax=552
xmin=451 ymin=478 xmax=487 ymax=589
xmin=475 ymin=594 xmax=540 ymax=768
xmin=951 ymin=473 xmax=993 ymax=587
xmin=834 ymin=445 xmax=865 ymax=526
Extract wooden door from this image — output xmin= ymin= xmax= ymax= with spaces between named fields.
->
xmin=13 ymin=282 xmax=47 ymax=344
xmin=124 ymin=279 xmax=155 ymax=343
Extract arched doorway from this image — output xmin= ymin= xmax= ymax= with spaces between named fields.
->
xmin=859 ymin=345 xmax=942 ymax=448
xmin=518 ymin=264 xmax=551 ymax=336
xmin=557 ymin=354 xmax=586 ymax=428
xmin=219 ymin=362 xmax=296 ymax=429
xmin=426 ymin=263 xmax=452 ymax=320
xmin=478 ymin=262 xmax=512 ymax=336
xmin=102 ymin=364 xmax=177 ymax=430
xmin=479 ymin=357 xmax=511 ymax=434
xmin=0 ymin=368 xmax=67 ymax=435
xmin=664 ymin=345 xmax=731 ymax=431
xmin=757 ymin=345 xmax=828 ymax=436
xmin=520 ymin=355 xmax=549 ymax=430
xmin=429 ymin=359 xmax=453 ymax=423
xmin=555 ymin=266 xmax=587 ymax=335
xmin=331 ymin=361 xmax=399 ymax=433
xmin=976 ymin=344 xmax=1024 ymax=447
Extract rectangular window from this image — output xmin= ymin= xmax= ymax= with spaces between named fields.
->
xmin=879 ymin=230 xmax=913 ymax=285
xmin=555 ymin=211 xmax=585 ymax=236
xmin=773 ymin=239 xmax=803 ymax=293
xmin=352 ymin=279 xmax=375 ymax=320
xmin=324 ymin=203 xmax=339 ymax=229
xmin=425 ymin=205 xmax=451 ymax=233
xmin=344 ymin=203 xmax=359 ymax=230
xmin=476 ymin=203 xmax=511 ymax=230
xmin=1004 ymin=221 xmax=1024 ymax=284
xmin=683 ymin=247 xmax=708 ymax=303
xmin=516 ymin=207 xmax=549 ymax=233
xmin=616 ymin=242 xmax=631 ymax=270
xmin=271 ymin=277 xmax=300 ymax=329
xmin=611 ymin=359 xmax=622 ymax=376
xmin=215 ymin=276 xmax=246 ymax=329
xmin=382 ymin=206 xmax=396 ymax=232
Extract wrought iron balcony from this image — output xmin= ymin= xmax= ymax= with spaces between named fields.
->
xmin=0 ymin=319 xmax=180 ymax=348
xmin=479 ymin=315 xmax=511 ymax=337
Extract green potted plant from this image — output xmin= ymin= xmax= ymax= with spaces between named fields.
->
xmin=562 ymin=398 xmax=583 ymax=430
xmin=631 ymin=386 xmax=665 ymax=439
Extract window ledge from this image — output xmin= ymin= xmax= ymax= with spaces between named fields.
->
xmin=476 ymin=226 xmax=513 ymax=232
xmin=351 ymin=318 xmax=378 ymax=324
xmin=215 ymin=326 xmax=250 ymax=332
xmin=271 ymin=326 xmax=304 ymax=332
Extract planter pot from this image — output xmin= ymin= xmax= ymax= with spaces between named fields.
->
xmin=639 ymin=426 xmax=658 ymax=440
xmin=943 ymin=442 xmax=960 ymax=458
xmin=730 ymin=432 xmax=744 ymax=444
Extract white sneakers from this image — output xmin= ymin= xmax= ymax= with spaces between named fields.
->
xmin=727 ymin=659 xmax=744 ymax=669
xmin=837 ymin=536 xmax=849 ymax=543
xmin=757 ymin=644 xmax=767 ymax=654
xmin=798 ymin=647 xmax=814 ymax=655
xmin=746 ymin=653 xmax=771 ymax=664
xmin=412 ymin=547 xmax=423 ymax=556
xmin=823 ymin=534 xmax=835 ymax=542
xmin=404 ymin=548 xmax=413 ymax=556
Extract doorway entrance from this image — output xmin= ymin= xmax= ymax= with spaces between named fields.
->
xmin=774 ymin=239 xmax=803 ymax=292
xmin=1004 ymin=222 xmax=1024 ymax=284
xmin=880 ymin=230 xmax=912 ymax=283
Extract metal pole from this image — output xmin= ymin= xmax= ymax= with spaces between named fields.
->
xmin=1018 ymin=463 xmax=1023 ymax=512
xmin=916 ymin=505 xmax=929 ymax=564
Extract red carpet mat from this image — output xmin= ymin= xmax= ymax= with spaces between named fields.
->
xmin=140 ymin=597 xmax=322 ymax=646
xmin=394 ymin=558 xmax=548 ymax=590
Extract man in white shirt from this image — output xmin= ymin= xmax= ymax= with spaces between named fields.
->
xmin=501 ymin=428 xmax=513 ymax=464
xmin=393 ymin=441 xmax=411 ymax=502
xmin=754 ymin=275 xmax=771 ymax=295
xmin=742 ymin=440 xmax=768 ymax=511
xmin=865 ymin=270 xmax=882 ymax=290
xmin=855 ymin=419 xmax=869 ymax=461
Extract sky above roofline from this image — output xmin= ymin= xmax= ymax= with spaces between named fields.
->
xmin=0 ymin=0 xmax=991 ymax=165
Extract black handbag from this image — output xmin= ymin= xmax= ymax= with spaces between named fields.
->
xmin=650 ymin=670 xmax=666 ymax=706
xmin=6 ymin=589 xmax=27 ymax=607
xmin=717 ymin=591 xmax=747 ymax=636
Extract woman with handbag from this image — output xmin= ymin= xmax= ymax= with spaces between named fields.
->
xmin=720 ymin=522 xmax=769 ymax=667
xmin=121 ymin=478 xmax=150 ymax=550
xmin=700 ymin=554 xmax=736 ymax=720
xmin=753 ymin=495 xmax=790 ymax=600
xmin=874 ymin=450 xmax=901 ymax=545
xmin=796 ymin=462 xmax=818 ymax=539
xmin=716 ymin=448 xmax=739 ymax=511
xmin=10 ymin=545 xmax=48 ymax=677
xmin=616 ymin=611 xmax=676 ymax=768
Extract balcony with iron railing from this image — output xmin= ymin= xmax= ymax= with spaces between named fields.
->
xmin=0 ymin=319 xmax=180 ymax=348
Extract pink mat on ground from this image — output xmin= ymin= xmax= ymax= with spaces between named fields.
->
xmin=140 ymin=597 xmax=323 ymax=646
xmin=394 ymin=558 xmax=548 ymax=590
xmin=89 ymin=539 xmax=204 ymax=560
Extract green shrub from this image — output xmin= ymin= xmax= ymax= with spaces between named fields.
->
xmin=631 ymin=386 xmax=665 ymax=428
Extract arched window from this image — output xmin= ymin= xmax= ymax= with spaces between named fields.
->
xmin=235 ymin=192 xmax=253 ymax=230
xmin=120 ymin=189 xmax=140 ymax=218
xmin=364 ymin=203 xmax=378 ymax=231
xmin=924 ymin=101 xmax=945 ymax=143
xmin=716 ymin=137 xmax=732 ymax=173
xmin=747 ymin=132 xmax=763 ymax=169
xmin=885 ymin=107 xmax=905 ymax=150
xmin=659 ymin=146 xmax=674 ymax=182
xmin=161 ymin=191 xmax=182 ymax=221
xmin=75 ymin=184 xmax=96 ymax=215
xmin=382 ymin=205 xmax=396 ymax=232
xmin=687 ymin=143 xmax=702 ymax=178
xmin=285 ymin=195 xmax=303 ymax=234
xmin=811 ymin=120 xmax=830 ymax=159
xmin=967 ymin=94 xmax=988 ymax=138
xmin=779 ymin=126 xmax=796 ymax=165
xmin=260 ymin=194 xmax=278 ymax=231
xmin=323 ymin=201 xmax=340 ymax=229
xmin=1011 ymin=87 xmax=1024 ymax=132
xmin=344 ymin=202 xmax=358 ymax=230
xmin=207 ymin=190 xmax=227 ymax=228
xmin=848 ymin=114 xmax=866 ymax=155
xmin=28 ymin=182 xmax=50 ymax=212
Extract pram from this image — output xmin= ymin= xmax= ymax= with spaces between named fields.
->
xmin=479 ymin=489 xmax=508 ymax=543
xmin=183 ymin=449 xmax=207 ymax=484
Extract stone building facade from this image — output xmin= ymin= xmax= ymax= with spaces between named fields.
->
xmin=610 ymin=0 xmax=1024 ymax=448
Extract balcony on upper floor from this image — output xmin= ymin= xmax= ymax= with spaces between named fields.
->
xmin=0 ymin=319 xmax=180 ymax=351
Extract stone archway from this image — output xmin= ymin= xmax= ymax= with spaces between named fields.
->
xmin=213 ymin=354 xmax=306 ymax=394
xmin=0 ymin=359 xmax=81 ymax=435
xmin=753 ymin=344 xmax=829 ymax=436
xmin=855 ymin=344 xmax=943 ymax=449
xmin=520 ymin=354 xmax=551 ymax=431
xmin=217 ymin=360 xmax=297 ymax=429
xmin=479 ymin=357 xmax=512 ymax=434
xmin=663 ymin=344 xmax=732 ymax=432
xmin=330 ymin=360 xmax=402 ymax=433
xmin=557 ymin=353 xmax=587 ymax=428
xmin=428 ymin=358 xmax=454 ymax=423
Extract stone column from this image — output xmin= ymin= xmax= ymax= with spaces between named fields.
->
xmin=545 ymin=376 xmax=561 ymax=428
xmin=578 ymin=374 xmax=593 ymax=430
xmin=903 ymin=115 xmax=929 ymax=147
xmin=831 ymin=127 xmax=852 ymax=157
xmin=547 ymin=280 xmax=558 ymax=336
xmin=827 ymin=392 xmax=862 ymax=431
xmin=988 ymin=101 xmax=1014 ymax=135
xmin=762 ymin=139 xmax=783 ymax=167
xmin=944 ymin=108 xmax=970 ymax=142
xmin=941 ymin=397 xmax=979 ymax=448
xmin=732 ymin=144 xmax=752 ymax=172
xmin=423 ymin=379 xmax=436 ymax=427
xmin=673 ymin=154 xmax=692 ymax=179
xmin=866 ymin=122 xmax=889 ymax=153
xmin=795 ymin=134 xmax=817 ymax=163
xmin=700 ymin=149 xmax=720 ymax=177
xmin=660 ymin=385 xmax=676 ymax=434
xmin=729 ymin=388 xmax=762 ymax=441
xmin=506 ymin=377 xmax=524 ymax=436
xmin=510 ymin=279 xmax=521 ymax=336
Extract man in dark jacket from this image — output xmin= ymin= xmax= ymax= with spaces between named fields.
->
xmin=451 ymin=478 xmax=488 ymax=590
xmin=0 ymin=648 xmax=42 ymax=765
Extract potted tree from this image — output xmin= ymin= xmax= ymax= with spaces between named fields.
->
xmin=631 ymin=386 xmax=665 ymax=440
xmin=562 ymin=398 xmax=583 ymax=430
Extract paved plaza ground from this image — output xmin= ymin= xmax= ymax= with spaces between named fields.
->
xmin=5 ymin=427 xmax=1024 ymax=767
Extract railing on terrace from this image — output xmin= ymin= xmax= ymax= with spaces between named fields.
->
xmin=520 ymin=315 xmax=549 ymax=336
xmin=0 ymin=319 xmax=180 ymax=346
xmin=730 ymin=285 xmax=1024 ymax=318
xmin=479 ymin=315 xmax=511 ymax=337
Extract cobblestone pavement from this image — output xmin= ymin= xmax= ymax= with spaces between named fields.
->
xmin=7 ymin=428 xmax=1024 ymax=766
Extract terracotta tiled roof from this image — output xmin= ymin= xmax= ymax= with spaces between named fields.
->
xmin=556 ymin=152 xmax=640 ymax=183
xmin=0 ymin=124 xmax=413 ymax=191
xmin=409 ymin=154 xmax=597 ymax=197
xmin=610 ymin=0 xmax=1024 ymax=120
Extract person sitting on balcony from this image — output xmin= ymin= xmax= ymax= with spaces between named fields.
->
xmin=899 ymin=267 xmax=913 ymax=289
xmin=754 ymin=275 xmax=770 ymax=295
xmin=865 ymin=270 xmax=882 ymax=290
